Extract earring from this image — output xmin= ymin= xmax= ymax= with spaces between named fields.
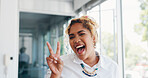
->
xmin=93 ymin=43 xmax=96 ymax=48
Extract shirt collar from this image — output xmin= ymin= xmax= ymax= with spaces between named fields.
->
xmin=72 ymin=52 xmax=107 ymax=69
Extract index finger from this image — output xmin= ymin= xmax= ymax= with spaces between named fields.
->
xmin=56 ymin=42 xmax=61 ymax=55
xmin=46 ymin=41 xmax=54 ymax=55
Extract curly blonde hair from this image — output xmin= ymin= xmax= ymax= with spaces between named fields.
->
xmin=65 ymin=15 xmax=99 ymax=46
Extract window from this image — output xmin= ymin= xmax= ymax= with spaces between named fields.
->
xmin=122 ymin=0 xmax=148 ymax=78
xmin=87 ymin=0 xmax=118 ymax=62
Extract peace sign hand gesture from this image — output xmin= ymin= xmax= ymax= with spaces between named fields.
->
xmin=46 ymin=42 xmax=63 ymax=78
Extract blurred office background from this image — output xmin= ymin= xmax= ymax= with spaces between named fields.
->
xmin=0 ymin=0 xmax=148 ymax=78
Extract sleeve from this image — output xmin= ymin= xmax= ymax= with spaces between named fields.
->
xmin=45 ymin=69 xmax=51 ymax=78
xmin=45 ymin=69 xmax=63 ymax=78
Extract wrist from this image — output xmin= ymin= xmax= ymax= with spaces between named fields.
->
xmin=50 ymin=73 xmax=61 ymax=78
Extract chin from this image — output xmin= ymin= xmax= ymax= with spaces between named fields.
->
xmin=77 ymin=55 xmax=87 ymax=61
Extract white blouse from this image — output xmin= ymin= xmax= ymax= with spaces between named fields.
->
xmin=46 ymin=53 xmax=119 ymax=78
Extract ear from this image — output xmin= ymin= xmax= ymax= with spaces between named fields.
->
xmin=92 ymin=35 xmax=96 ymax=43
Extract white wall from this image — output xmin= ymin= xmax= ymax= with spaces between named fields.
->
xmin=19 ymin=0 xmax=75 ymax=16
xmin=74 ymin=0 xmax=90 ymax=11
xmin=0 ymin=0 xmax=19 ymax=78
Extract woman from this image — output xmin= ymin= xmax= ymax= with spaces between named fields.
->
xmin=46 ymin=16 xmax=119 ymax=78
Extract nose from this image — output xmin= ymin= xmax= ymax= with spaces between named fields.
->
xmin=73 ymin=36 xmax=81 ymax=43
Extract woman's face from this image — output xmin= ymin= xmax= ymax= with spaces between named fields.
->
xmin=69 ymin=23 xmax=95 ymax=60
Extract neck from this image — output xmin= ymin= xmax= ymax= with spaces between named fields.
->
xmin=83 ymin=51 xmax=99 ymax=67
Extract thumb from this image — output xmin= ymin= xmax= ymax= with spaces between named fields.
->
xmin=57 ymin=57 xmax=63 ymax=65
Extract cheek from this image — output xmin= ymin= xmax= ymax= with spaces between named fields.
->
xmin=69 ymin=40 xmax=74 ymax=48
xmin=85 ymin=37 xmax=94 ymax=46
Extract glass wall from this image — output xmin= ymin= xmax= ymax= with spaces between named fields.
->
xmin=43 ymin=18 xmax=71 ymax=69
xmin=122 ymin=0 xmax=148 ymax=78
xmin=19 ymin=33 xmax=33 ymax=78
xmin=19 ymin=33 xmax=33 ymax=64
xmin=19 ymin=11 xmax=72 ymax=78
xmin=87 ymin=0 xmax=118 ymax=62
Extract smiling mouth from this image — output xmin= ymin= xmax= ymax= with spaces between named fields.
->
xmin=76 ymin=45 xmax=85 ymax=54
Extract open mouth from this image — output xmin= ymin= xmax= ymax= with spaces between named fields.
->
xmin=76 ymin=45 xmax=85 ymax=54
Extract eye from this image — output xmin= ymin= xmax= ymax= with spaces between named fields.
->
xmin=79 ymin=33 xmax=85 ymax=36
xmin=69 ymin=36 xmax=74 ymax=39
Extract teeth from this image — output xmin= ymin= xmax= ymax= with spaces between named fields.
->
xmin=76 ymin=45 xmax=84 ymax=49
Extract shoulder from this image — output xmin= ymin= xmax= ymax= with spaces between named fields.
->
xmin=102 ymin=55 xmax=117 ymax=63
xmin=99 ymin=55 xmax=119 ymax=78
xmin=100 ymin=55 xmax=118 ymax=69
xmin=60 ymin=53 xmax=75 ymax=63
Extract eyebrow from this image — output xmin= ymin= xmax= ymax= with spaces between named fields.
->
xmin=69 ymin=30 xmax=85 ymax=36
xmin=78 ymin=30 xmax=85 ymax=34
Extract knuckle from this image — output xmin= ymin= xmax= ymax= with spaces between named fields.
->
xmin=46 ymin=57 xmax=49 ymax=60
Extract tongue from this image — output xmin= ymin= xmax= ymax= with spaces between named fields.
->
xmin=77 ymin=48 xmax=84 ymax=54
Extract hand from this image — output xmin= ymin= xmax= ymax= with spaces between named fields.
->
xmin=46 ymin=42 xmax=63 ymax=77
